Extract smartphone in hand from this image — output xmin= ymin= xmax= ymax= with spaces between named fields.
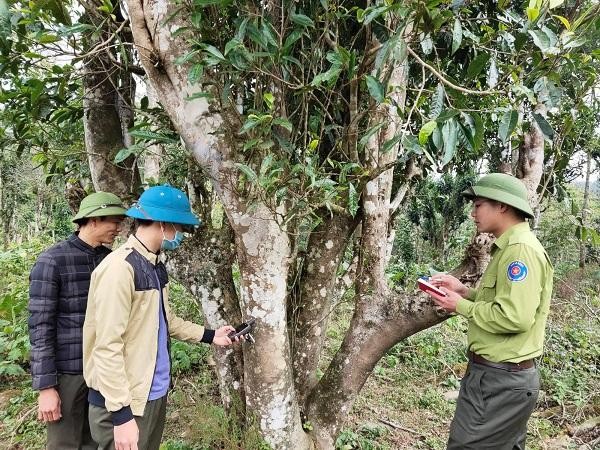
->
xmin=228 ymin=318 xmax=256 ymax=343
xmin=417 ymin=277 xmax=447 ymax=297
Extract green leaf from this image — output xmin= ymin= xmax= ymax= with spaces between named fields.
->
xmin=451 ymin=18 xmax=462 ymax=55
xmin=283 ymin=29 xmax=303 ymax=51
xmin=114 ymin=147 xmax=136 ymax=164
xmin=553 ymin=15 xmax=571 ymax=30
xmin=290 ymin=13 xmax=314 ymax=28
xmin=235 ymin=163 xmax=258 ymax=181
xmin=37 ymin=34 xmax=61 ymax=44
xmin=457 ymin=120 xmax=475 ymax=151
xmin=310 ymin=66 xmax=342 ymax=87
xmin=203 ymin=44 xmax=225 ymax=61
xmin=259 ymin=154 xmax=274 ymax=177
xmin=358 ymin=123 xmax=385 ymax=147
xmin=243 ymin=138 xmax=262 ymax=151
xmin=419 ymin=120 xmax=438 ymax=145
xmin=432 ymin=126 xmax=443 ymax=150
xmin=441 ymin=119 xmax=458 ymax=166
xmin=401 ymin=135 xmax=422 ymax=155
xmin=348 ymin=183 xmax=359 ymax=217
xmin=431 ymin=83 xmax=445 ymax=118
xmin=263 ymin=92 xmax=275 ymax=109
xmin=188 ymin=64 xmax=204 ymax=83
xmin=542 ymin=26 xmax=558 ymax=47
xmin=532 ymin=113 xmax=555 ymax=140
xmin=529 ymin=29 xmax=550 ymax=51
xmin=436 ymin=109 xmax=460 ymax=122
xmin=261 ymin=21 xmax=279 ymax=48
xmin=224 ymin=38 xmax=242 ymax=56
xmin=466 ymin=53 xmax=490 ymax=78
xmin=472 ymin=112 xmax=484 ymax=151
xmin=382 ymin=134 xmax=402 ymax=153
xmin=23 ymin=52 xmax=44 ymax=59
xmin=363 ymin=5 xmax=388 ymax=25
xmin=365 ymin=75 xmax=385 ymax=103
xmin=498 ymin=110 xmax=519 ymax=143
xmin=533 ymin=77 xmax=562 ymax=108
xmin=526 ymin=7 xmax=539 ymax=22
xmin=175 ymin=50 xmax=199 ymax=65
xmin=487 ymin=58 xmax=498 ymax=88
xmin=272 ymin=118 xmax=293 ymax=132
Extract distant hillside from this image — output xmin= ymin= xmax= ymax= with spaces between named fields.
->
xmin=572 ymin=180 xmax=600 ymax=195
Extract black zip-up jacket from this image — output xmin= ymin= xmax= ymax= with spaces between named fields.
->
xmin=28 ymin=233 xmax=111 ymax=390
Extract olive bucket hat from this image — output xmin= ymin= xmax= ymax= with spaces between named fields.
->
xmin=462 ymin=173 xmax=534 ymax=219
xmin=72 ymin=192 xmax=127 ymax=222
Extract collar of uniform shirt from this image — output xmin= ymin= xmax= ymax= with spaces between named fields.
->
xmin=491 ymin=221 xmax=531 ymax=253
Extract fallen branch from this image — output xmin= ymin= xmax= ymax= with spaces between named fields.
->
xmin=367 ymin=406 xmax=424 ymax=436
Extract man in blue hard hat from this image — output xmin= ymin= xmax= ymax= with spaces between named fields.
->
xmin=29 ymin=191 xmax=126 ymax=450
xmin=83 ymin=185 xmax=238 ymax=450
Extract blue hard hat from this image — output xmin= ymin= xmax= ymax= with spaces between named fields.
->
xmin=126 ymin=185 xmax=201 ymax=226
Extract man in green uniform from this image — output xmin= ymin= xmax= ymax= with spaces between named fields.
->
xmin=426 ymin=173 xmax=554 ymax=449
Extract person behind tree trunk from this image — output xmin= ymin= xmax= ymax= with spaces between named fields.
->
xmin=83 ymin=185 xmax=239 ymax=450
xmin=425 ymin=173 xmax=554 ymax=450
xmin=29 ymin=192 xmax=127 ymax=450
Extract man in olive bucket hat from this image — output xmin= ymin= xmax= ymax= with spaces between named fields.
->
xmin=424 ymin=173 xmax=554 ymax=449
xmin=28 ymin=192 xmax=127 ymax=449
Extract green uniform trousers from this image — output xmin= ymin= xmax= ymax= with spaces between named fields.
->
xmin=88 ymin=396 xmax=167 ymax=450
xmin=47 ymin=374 xmax=96 ymax=450
xmin=447 ymin=362 xmax=539 ymax=449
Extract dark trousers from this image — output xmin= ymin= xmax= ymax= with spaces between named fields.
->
xmin=89 ymin=396 xmax=167 ymax=450
xmin=47 ymin=373 xmax=96 ymax=450
xmin=447 ymin=362 xmax=539 ymax=450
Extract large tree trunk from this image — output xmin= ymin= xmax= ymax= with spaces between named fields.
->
xmin=141 ymin=83 xmax=163 ymax=182
xmin=127 ymin=2 xmax=312 ymax=447
xmin=517 ymin=104 xmax=546 ymax=227
xmin=82 ymin=0 xmax=140 ymax=199
xmin=290 ymin=213 xmax=358 ymax=407
xmin=306 ymin=36 xmax=410 ymax=447
xmin=168 ymin=222 xmax=245 ymax=408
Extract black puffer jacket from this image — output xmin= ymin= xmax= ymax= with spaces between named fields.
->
xmin=28 ymin=234 xmax=111 ymax=390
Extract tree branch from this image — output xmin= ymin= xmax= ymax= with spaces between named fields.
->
xmin=406 ymin=46 xmax=498 ymax=96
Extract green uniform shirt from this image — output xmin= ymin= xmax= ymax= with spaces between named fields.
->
xmin=456 ymin=222 xmax=554 ymax=363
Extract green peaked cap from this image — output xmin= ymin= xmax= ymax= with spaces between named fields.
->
xmin=72 ymin=192 xmax=127 ymax=222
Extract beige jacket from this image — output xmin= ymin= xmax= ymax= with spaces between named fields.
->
xmin=83 ymin=235 xmax=207 ymax=418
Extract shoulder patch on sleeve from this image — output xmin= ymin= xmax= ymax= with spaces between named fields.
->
xmin=507 ymin=261 xmax=528 ymax=282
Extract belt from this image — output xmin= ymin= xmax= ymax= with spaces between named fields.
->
xmin=468 ymin=351 xmax=535 ymax=372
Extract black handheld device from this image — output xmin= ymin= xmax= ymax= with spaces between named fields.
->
xmin=228 ymin=318 xmax=256 ymax=343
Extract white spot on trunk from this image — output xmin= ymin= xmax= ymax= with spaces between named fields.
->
xmin=320 ymin=288 xmax=327 ymax=298
xmin=364 ymin=200 xmax=377 ymax=214
xmin=325 ymin=240 xmax=334 ymax=249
